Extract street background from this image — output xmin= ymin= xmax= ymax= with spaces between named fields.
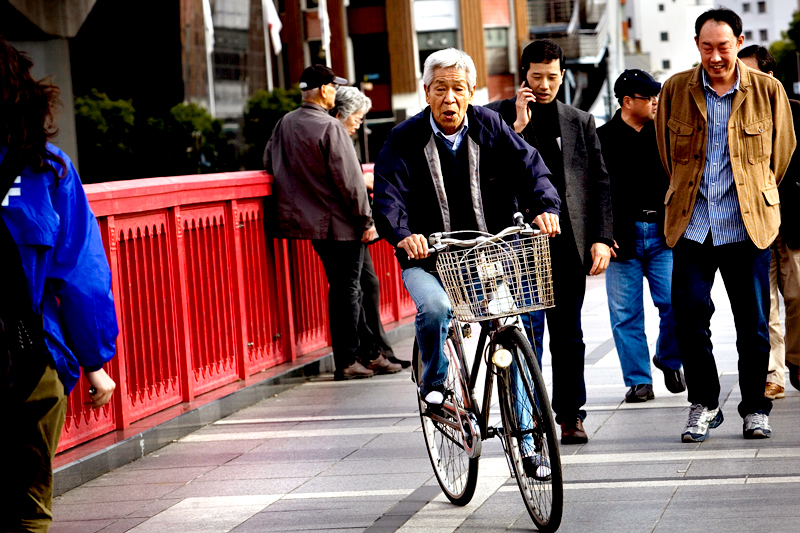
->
xmin=50 ymin=272 xmax=800 ymax=533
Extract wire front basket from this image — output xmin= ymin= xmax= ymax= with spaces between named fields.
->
xmin=435 ymin=234 xmax=554 ymax=322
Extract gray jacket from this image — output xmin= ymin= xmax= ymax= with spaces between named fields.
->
xmin=264 ymin=102 xmax=373 ymax=240
xmin=485 ymin=98 xmax=613 ymax=267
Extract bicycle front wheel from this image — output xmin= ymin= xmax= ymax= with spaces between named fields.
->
xmin=412 ymin=332 xmax=479 ymax=505
xmin=496 ymin=327 xmax=563 ymax=532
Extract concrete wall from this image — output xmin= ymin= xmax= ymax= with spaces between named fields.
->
xmin=10 ymin=38 xmax=80 ymax=172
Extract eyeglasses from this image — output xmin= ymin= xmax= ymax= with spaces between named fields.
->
xmin=630 ymin=95 xmax=658 ymax=102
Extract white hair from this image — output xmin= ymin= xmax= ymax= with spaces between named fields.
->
xmin=422 ymin=48 xmax=476 ymax=89
xmin=333 ymin=86 xmax=372 ymax=120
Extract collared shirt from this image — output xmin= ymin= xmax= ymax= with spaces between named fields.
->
xmin=429 ymin=112 xmax=469 ymax=151
xmin=684 ymin=67 xmax=748 ymax=245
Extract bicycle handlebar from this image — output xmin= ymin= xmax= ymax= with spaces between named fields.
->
xmin=426 ymin=212 xmax=539 ymax=254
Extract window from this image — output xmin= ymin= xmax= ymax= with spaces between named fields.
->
xmin=760 ymin=29 xmax=769 ymax=41
xmin=745 ymin=30 xmax=753 ymax=40
xmin=758 ymin=1 xmax=766 ymax=13
xmin=660 ymin=32 xmax=669 ymax=42
xmin=743 ymin=2 xmax=750 ymax=12
xmin=663 ymin=59 xmax=671 ymax=69
xmin=658 ymin=3 xmax=664 ymax=11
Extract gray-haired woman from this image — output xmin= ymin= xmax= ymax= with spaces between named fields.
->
xmin=332 ymin=87 xmax=409 ymax=369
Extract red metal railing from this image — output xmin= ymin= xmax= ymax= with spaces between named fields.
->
xmin=57 ymin=170 xmax=414 ymax=453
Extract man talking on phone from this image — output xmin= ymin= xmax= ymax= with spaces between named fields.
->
xmin=486 ymin=39 xmax=613 ymax=444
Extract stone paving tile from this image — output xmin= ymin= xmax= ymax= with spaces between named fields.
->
xmin=124 ymin=498 xmax=182 ymax=519
xmin=54 ymin=482 xmax=184 ymax=505
xmin=199 ymin=461 xmax=335 ymax=481
xmin=226 ymin=447 xmax=362 ymax=464
xmin=51 ymin=500 xmax=149 ymax=522
xmin=50 ymin=519 xmax=114 ymax=533
xmin=96 ymin=518 xmax=149 ymax=533
xmin=291 ymin=472 xmax=431 ymax=493
xmin=232 ymin=505 xmax=388 ymax=532
xmin=318 ymin=457 xmax=432 ymax=476
xmin=81 ymin=465 xmax=214 ymax=487
xmin=119 ymin=452 xmax=244 ymax=470
xmin=685 ymin=457 xmax=800 ymax=477
xmin=562 ymin=460 xmax=692 ymax=481
xmin=164 ymin=477 xmax=306 ymax=498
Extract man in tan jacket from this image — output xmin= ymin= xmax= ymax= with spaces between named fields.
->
xmin=656 ymin=7 xmax=795 ymax=443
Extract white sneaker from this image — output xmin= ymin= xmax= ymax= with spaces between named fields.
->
xmin=743 ymin=413 xmax=772 ymax=439
xmin=682 ymin=404 xmax=723 ymax=442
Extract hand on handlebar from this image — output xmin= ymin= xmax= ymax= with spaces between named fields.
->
xmin=532 ymin=212 xmax=560 ymax=238
xmin=398 ymin=234 xmax=430 ymax=260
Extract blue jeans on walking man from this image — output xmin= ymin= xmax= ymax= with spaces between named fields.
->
xmin=606 ymin=222 xmax=681 ymax=387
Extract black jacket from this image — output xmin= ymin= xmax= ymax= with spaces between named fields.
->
xmin=373 ymin=105 xmax=560 ymax=270
xmin=781 ymin=100 xmax=800 ymax=249
xmin=485 ymin=97 xmax=613 ymax=267
xmin=597 ymin=110 xmax=670 ymax=260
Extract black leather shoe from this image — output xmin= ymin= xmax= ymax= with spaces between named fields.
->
xmin=560 ymin=417 xmax=588 ymax=444
xmin=388 ymin=355 xmax=411 ymax=369
xmin=788 ymin=361 xmax=799 ymax=391
xmin=653 ymin=357 xmax=686 ymax=393
xmin=625 ymin=384 xmax=655 ymax=403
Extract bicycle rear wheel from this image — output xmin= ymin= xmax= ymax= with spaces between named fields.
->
xmin=412 ymin=331 xmax=479 ymax=505
xmin=496 ymin=327 xmax=563 ymax=532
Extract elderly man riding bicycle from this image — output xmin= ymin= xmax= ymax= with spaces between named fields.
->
xmin=373 ymin=48 xmax=561 ymax=470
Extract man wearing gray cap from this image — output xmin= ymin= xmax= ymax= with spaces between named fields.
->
xmin=264 ymin=64 xmax=401 ymax=380
xmin=597 ymin=70 xmax=685 ymax=404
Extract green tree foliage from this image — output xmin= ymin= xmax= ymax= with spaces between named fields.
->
xmin=241 ymin=87 xmax=302 ymax=169
xmin=770 ymin=12 xmax=800 ymax=93
xmin=74 ymin=92 xmax=239 ymax=182
xmin=74 ymin=89 xmax=136 ymax=182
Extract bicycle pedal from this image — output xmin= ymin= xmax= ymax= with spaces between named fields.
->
xmin=486 ymin=426 xmax=498 ymax=439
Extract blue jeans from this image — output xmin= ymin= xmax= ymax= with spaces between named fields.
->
xmin=672 ymin=235 xmax=772 ymax=417
xmin=404 ymin=266 xmax=537 ymax=453
xmin=402 ymin=267 xmax=453 ymax=392
xmin=606 ymin=222 xmax=681 ymax=387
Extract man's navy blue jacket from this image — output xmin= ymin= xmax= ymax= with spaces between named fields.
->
xmin=373 ymin=105 xmax=561 ymax=270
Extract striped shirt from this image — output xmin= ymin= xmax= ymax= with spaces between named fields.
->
xmin=683 ymin=67 xmax=748 ymax=245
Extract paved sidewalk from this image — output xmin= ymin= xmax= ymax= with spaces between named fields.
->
xmin=51 ymin=273 xmax=800 ymax=533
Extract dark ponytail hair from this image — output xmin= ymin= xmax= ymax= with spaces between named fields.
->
xmin=0 ymin=35 xmax=66 ymax=180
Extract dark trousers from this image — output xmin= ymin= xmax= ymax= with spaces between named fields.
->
xmin=3 ymin=363 xmax=67 ymax=532
xmin=526 ymin=232 xmax=587 ymax=425
xmin=312 ymin=239 xmax=366 ymax=371
xmin=360 ymin=250 xmax=394 ymax=357
xmin=672 ymin=236 xmax=772 ymax=417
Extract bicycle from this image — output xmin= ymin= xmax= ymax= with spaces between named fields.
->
xmin=410 ymin=214 xmax=563 ymax=532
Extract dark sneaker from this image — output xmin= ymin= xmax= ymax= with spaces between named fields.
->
xmin=743 ymin=413 xmax=772 ymax=439
xmin=653 ymin=356 xmax=686 ymax=393
xmin=364 ymin=354 xmax=402 ymax=374
xmin=787 ymin=361 xmax=799 ymax=391
xmin=625 ymin=384 xmax=655 ymax=403
xmin=522 ymin=454 xmax=552 ymax=481
xmin=560 ymin=417 xmax=588 ymax=444
xmin=334 ymin=361 xmax=375 ymax=381
xmin=682 ymin=404 xmax=723 ymax=442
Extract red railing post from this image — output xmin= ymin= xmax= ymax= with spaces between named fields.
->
xmin=170 ymin=206 xmax=195 ymax=402
xmin=227 ymin=200 xmax=250 ymax=379
xmin=277 ymin=239 xmax=297 ymax=362
xmin=100 ymin=215 xmax=130 ymax=429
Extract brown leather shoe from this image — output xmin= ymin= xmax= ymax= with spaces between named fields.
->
xmin=765 ymin=382 xmax=785 ymax=399
xmin=560 ymin=417 xmax=589 ymax=445
xmin=364 ymin=354 xmax=402 ymax=374
xmin=334 ymin=361 xmax=375 ymax=381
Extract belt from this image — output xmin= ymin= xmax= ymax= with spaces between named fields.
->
xmin=635 ymin=210 xmax=661 ymax=222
